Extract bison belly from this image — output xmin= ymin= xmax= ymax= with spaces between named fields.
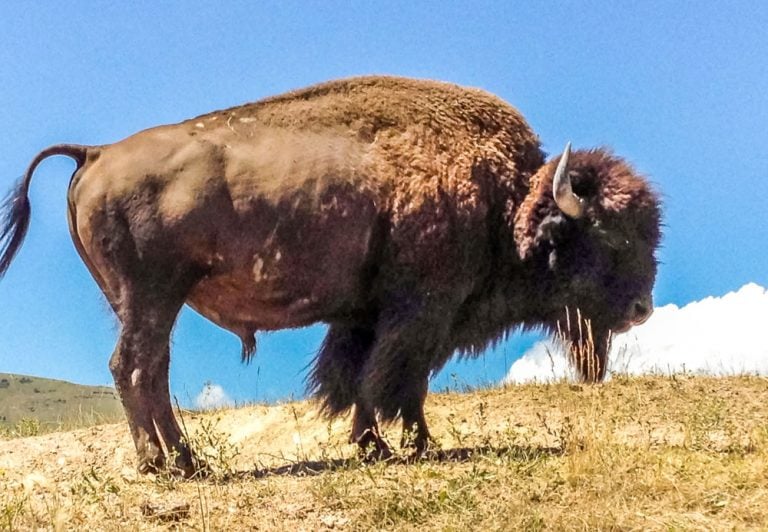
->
xmin=183 ymin=183 xmax=381 ymax=341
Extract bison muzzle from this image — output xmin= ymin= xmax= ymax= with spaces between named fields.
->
xmin=0 ymin=76 xmax=661 ymax=476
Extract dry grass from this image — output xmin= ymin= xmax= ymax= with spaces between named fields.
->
xmin=2 ymin=374 xmax=768 ymax=530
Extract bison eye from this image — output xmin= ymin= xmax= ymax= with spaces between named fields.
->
xmin=606 ymin=233 xmax=630 ymax=250
xmin=590 ymin=222 xmax=629 ymax=251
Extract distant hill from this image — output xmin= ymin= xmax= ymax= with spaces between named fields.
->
xmin=0 ymin=373 xmax=123 ymax=431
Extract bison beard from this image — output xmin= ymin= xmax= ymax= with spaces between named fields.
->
xmin=0 ymin=76 xmax=661 ymax=475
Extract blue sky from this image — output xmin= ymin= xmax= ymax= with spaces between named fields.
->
xmin=0 ymin=2 xmax=766 ymax=405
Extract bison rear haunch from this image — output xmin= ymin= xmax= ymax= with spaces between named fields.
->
xmin=0 ymin=76 xmax=661 ymax=475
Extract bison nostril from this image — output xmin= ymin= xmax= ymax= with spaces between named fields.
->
xmin=632 ymin=300 xmax=651 ymax=322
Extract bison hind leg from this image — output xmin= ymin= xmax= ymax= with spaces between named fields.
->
xmin=109 ymin=273 xmax=202 ymax=478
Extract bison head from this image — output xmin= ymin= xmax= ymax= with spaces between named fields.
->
xmin=517 ymin=143 xmax=662 ymax=382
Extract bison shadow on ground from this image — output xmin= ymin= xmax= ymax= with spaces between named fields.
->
xmin=234 ymin=444 xmax=563 ymax=480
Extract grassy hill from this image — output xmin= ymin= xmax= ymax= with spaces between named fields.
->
xmin=1 ymin=374 xmax=768 ymax=530
xmin=0 ymin=373 xmax=123 ymax=435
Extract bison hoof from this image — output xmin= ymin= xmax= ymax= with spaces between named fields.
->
xmin=400 ymin=432 xmax=433 ymax=459
xmin=137 ymin=454 xmax=167 ymax=475
xmin=137 ymin=450 xmax=203 ymax=479
xmin=353 ymin=429 xmax=393 ymax=462
xmin=359 ymin=441 xmax=394 ymax=462
xmin=172 ymin=459 xmax=205 ymax=479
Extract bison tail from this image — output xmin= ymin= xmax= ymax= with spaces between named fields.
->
xmin=0 ymin=144 xmax=89 ymax=279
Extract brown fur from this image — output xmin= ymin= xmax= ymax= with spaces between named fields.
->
xmin=0 ymin=76 xmax=661 ymax=474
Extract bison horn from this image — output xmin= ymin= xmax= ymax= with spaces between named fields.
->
xmin=552 ymin=142 xmax=586 ymax=219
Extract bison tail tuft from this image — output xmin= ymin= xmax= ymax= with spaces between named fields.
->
xmin=0 ymin=177 xmax=31 ymax=278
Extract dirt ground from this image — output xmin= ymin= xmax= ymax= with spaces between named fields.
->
xmin=2 ymin=375 xmax=768 ymax=530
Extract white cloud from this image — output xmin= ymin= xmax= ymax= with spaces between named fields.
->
xmin=505 ymin=283 xmax=768 ymax=384
xmin=195 ymin=382 xmax=234 ymax=410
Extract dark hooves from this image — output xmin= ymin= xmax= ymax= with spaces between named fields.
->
xmin=353 ymin=429 xmax=394 ymax=462
xmin=137 ymin=455 xmax=167 ymax=476
xmin=400 ymin=433 xmax=437 ymax=462
xmin=137 ymin=452 xmax=208 ymax=479
xmin=359 ymin=442 xmax=394 ymax=462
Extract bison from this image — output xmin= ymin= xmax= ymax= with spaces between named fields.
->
xmin=0 ymin=76 xmax=660 ymax=475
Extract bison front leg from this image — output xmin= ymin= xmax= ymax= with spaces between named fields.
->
xmin=349 ymin=402 xmax=392 ymax=460
xmin=398 ymin=376 xmax=431 ymax=454
xmin=359 ymin=297 xmax=454 ymax=457
xmin=310 ymin=325 xmax=392 ymax=458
